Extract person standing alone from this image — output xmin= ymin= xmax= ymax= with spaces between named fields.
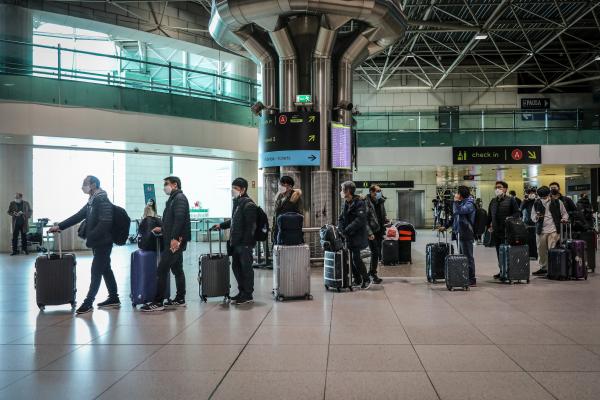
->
xmin=7 ymin=193 xmax=32 ymax=256
xmin=365 ymin=185 xmax=387 ymax=284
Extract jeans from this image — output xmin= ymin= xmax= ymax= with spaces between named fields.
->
xmin=458 ymin=239 xmax=476 ymax=281
xmin=368 ymin=234 xmax=383 ymax=274
xmin=232 ymin=245 xmax=254 ymax=297
xmin=12 ymin=222 xmax=27 ymax=253
xmin=85 ymin=245 xmax=118 ymax=306
xmin=537 ymin=231 xmax=560 ymax=269
xmin=155 ymin=248 xmax=186 ymax=302
xmin=350 ymin=247 xmax=369 ymax=283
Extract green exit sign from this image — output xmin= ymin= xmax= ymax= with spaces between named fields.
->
xmin=296 ymin=94 xmax=312 ymax=103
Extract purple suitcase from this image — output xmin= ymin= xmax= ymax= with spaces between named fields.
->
xmin=564 ymin=223 xmax=587 ymax=280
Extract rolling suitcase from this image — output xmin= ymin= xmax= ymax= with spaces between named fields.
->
xmin=130 ymin=234 xmax=169 ymax=307
xmin=445 ymin=234 xmax=470 ymax=291
xmin=382 ymin=239 xmax=399 ymax=265
xmin=527 ymin=225 xmax=538 ymax=259
xmin=324 ymin=249 xmax=353 ymax=292
xmin=426 ymin=232 xmax=453 ymax=283
xmin=198 ymin=230 xmax=230 ymax=302
xmin=398 ymin=240 xmax=412 ymax=264
xmin=272 ymin=244 xmax=312 ymax=301
xmin=34 ymin=233 xmax=77 ymax=311
xmin=548 ymin=223 xmax=570 ymax=280
xmin=564 ymin=224 xmax=587 ymax=280
xmin=499 ymin=243 xmax=530 ymax=284
xmin=573 ymin=230 xmax=596 ymax=272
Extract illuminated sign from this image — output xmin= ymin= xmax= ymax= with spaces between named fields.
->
xmin=452 ymin=146 xmax=541 ymax=165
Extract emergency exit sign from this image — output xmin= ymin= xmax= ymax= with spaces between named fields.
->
xmin=296 ymin=94 xmax=312 ymax=103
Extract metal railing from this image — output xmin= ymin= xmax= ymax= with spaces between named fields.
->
xmin=0 ymin=38 xmax=259 ymax=107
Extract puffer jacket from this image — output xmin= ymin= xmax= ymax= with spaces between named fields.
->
xmin=338 ymin=195 xmax=369 ymax=250
xmin=487 ymin=195 xmax=520 ymax=240
xmin=362 ymin=195 xmax=380 ymax=237
xmin=161 ymin=189 xmax=191 ymax=250
xmin=369 ymin=195 xmax=387 ymax=236
xmin=451 ymin=196 xmax=476 ymax=241
xmin=221 ymin=194 xmax=257 ymax=247
xmin=59 ymin=190 xmax=113 ymax=249
xmin=272 ymin=189 xmax=303 ymax=242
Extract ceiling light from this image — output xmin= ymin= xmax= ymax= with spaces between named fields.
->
xmin=595 ymin=55 xmax=600 ymax=61
xmin=406 ymin=53 xmax=415 ymax=58
xmin=474 ymin=33 xmax=488 ymax=40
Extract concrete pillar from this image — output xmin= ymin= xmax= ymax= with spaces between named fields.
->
xmin=0 ymin=144 xmax=33 ymax=253
xmin=0 ymin=5 xmax=33 ymax=74
xmin=232 ymin=159 xmax=259 ymax=202
xmin=229 ymin=59 xmax=258 ymax=103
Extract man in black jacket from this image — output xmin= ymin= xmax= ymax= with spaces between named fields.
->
xmin=487 ymin=180 xmax=520 ymax=280
xmin=549 ymin=182 xmax=577 ymax=221
xmin=49 ymin=176 xmax=118 ymax=315
xmin=215 ymin=177 xmax=257 ymax=305
xmin=141 ymin=176 xmax=191 ymax=312
xmin=520 ymin=188 xmax=537 ymax=226
xmin=366 ymin=185 xmax=387 ymax=284
xmin=339 ymin=181 xmax=371 ymax=290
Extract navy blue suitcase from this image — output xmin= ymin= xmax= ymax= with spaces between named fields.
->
xmin=130 ymin=249 xmax=170 ymax=307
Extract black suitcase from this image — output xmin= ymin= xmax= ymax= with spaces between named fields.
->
xmin=398 ymin=240 xmax=412 ymax=264
xmin=382 ymin=239 xmax=399 ymax=265
xmin=505 ymin=217 xmax=528 ymax=245
xmin=426 ymin=233 xmax=453 ymax=283
xmin=444 ymin=234 xmax=470 ymax=291
xmin=548 ymin=223 xmax=571 ymax=280
xmin=198 ymin=230 xmax=230 ymax=302
xmin=527 ymin=225 xmax=537 ymax=259
xmin=324 ymin=249 xmax=353 ymax=291
xmin=499 ymin=243 xmax=530 ymax=283
xmin=34 ymin=234 xmax=77 ymax=311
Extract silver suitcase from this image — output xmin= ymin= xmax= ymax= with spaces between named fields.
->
xmin=272 ymin=244 xmax=312 ymax=301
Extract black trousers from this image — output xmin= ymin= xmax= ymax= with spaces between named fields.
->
xmin=350 ymin=247 xmax=369 ymax=283
xmin=155 ymin=248 xmax=186 ymax=302
xmin=85 ymin=246 xmax=118 ymax=306
xmin=368 ymin=234 xmax=383 ymax=274
xmin=12 ymin=222 xmax=27 ymax=252
xmin=232 ymin=245 xmax=254 ymax=296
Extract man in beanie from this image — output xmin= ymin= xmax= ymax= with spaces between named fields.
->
xmin=214 ymin=178 xmax=257 ymax=305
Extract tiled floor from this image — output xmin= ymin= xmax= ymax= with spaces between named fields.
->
xmin=0 ymin=230 xmax=599 ymax=399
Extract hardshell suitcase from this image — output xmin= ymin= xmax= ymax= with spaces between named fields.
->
xmin=499 ymin=244 xmax=530 ymax=283
xmin=130 ymin=234 xmax=170 ymax=307
xmin=34 ymin=233 xmax=77 ymax=310
xmin=198 ymin=230 xmax=230 ymax=302
xmin=548 ymin=223 xmax=571 ymax=281
xmin=324 ymin=249 xmax=353 ymax=291
xmin=272 ymin=244 xmax=312 ymax=301
xmin=527 ymin=225 xmax=538 ymax=259
xmin=573 ymin=230 xmax=596 ymax=272
xmin=382 ymin=239 xmax=399 ymax=265
xmin=398 ymin=240 xmax=412 ymax=264
xmin=565 ymin=223 xmax=587 ymax=280
xmin=426 ymin=233 xmax=453 ymax=283
xmin=444 ymin=254 xmax=470 ymax=291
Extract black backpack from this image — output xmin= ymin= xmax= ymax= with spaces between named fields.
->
xmin=112 ymin=205 xmax=131 ymax=246
xmin=473 ymin=208 xmax=488 ymax=235
xmin=320 ymin=224 xmax=344 ymax=252
xmin=254 ymin=206 xmax=269 ymax=242
xmin=137 ymin=216 xmax=163 ymax=251
xmin=505 ymin=216 xmax=528 ymax=245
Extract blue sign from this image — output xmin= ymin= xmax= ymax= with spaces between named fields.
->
xmin=143 ymin=184 xmax=156 ymax=204
xmin=260 ymin=150 xmax=321 ymax=168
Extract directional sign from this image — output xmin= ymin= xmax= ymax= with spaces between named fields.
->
xmin=355 ymin=181 xmax=415 ymax=189
xmin=259 ymin=111 xmax=321 ymax=168
xmin=296 ymin=94 xmax=312 ymax=103
xmin=521 ymin=98 xmax=550 ymax=110
xmin=453 ymin=146 xmax=541 ymax=165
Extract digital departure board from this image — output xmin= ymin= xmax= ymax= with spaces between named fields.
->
xmin=331 ymin=123 xmax=352 ymax=169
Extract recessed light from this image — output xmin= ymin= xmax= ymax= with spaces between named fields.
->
xmin=475 ymin=33 xmax=488 ymax=40
xmin=2 ymin=83 xmax=15 ymax=87
xmin=595 ymin=55 xmax=600 ymax=61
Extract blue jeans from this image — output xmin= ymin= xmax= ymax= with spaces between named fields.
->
xmin=458 ymin=239 xmax=476 ymax=281
xmin=85 ymin=245 xmax=118 ymax=305
xmin=232 ymin=245 xmax=254 ymax=297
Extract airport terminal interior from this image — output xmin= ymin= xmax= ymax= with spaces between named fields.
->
xmin=1 ymin=0 xmax=600 ymax=399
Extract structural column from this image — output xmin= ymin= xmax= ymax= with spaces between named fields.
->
xmin=0 ymin=5 xmax=33 ymax=74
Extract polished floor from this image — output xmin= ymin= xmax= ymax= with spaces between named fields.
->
xmin=0 ymin=230 xmax=599 ymax=400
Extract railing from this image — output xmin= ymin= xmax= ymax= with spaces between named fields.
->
xmin=0 ymin=38 xmax=259 ymax=107
xmin=356 ymin=109 xmax=600 ymax=147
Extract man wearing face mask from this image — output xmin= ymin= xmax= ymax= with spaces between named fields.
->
xmin=7 ymin=193 xmax=32 ymax=256
xmin=49 ymin=176 xmax=118 ymax=314
xmin=141 ymin=177 xmax=190 ymax=312
xmin=487 ymin=180 xmax=521 ymax=280
xmin=366 ymin=185 xmax=387 ymax=284
xmin=338 ymin=181 xmax=371 ymax=289
xmin=272 ymin=175 xmax=303 ymax=243
xmin=531 ymin=186 xmax=569 ymax=276
xmin=520 ymin=188 xmax=537 ymax=226
xmin=213 ymin=178 xmax=257 ymax=305
xmin=549 ymin=182 xmax=577 ymax=222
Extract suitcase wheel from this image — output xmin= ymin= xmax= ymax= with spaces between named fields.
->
xmin=526 ymin=279 xmax=530 ymax=284
xmin=132 ymin=302 xmax=137 ymax=308
xmin=223 ymin=296 xmax=230 ymax=303
xmin=464 ymin=286 xmax=470 ymax=291
xmin=201 ymin=295 xmax=208 ymax=303
xmin=276 ymin=295 xmax=284 ymax=302
xmin=305 ymin=294 xmax=313 ymax=300
xmin=37 ymin=304 xmax=45 ymax=311
xmin=348 ymin=286 xmax=353 ymax=292
xmin=447 ymin=287 xmax=453 ymax=291
xmin=336 ymin=287 xmax=341 ymax=293
xmin=70 ymin=301 xmax=77 ymax=309
xmin=427 ymin=277 xmax=432 ymax=283
xmin=324 ymin=285 xmax=329 ymax=291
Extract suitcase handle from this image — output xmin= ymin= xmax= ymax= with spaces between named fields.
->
xmin=206 ymin=220 xmax=223 ymax=256
xmin=45 ymin=231 xmax=62 ymax=259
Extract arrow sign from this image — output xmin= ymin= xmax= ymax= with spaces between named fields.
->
xmin=308 ymin=154 xmax=317 ymax=161
xmin=308 ymin=134 xmax=316 ymax=142
xmin=528 ymin=150 xmax=536 ymax=159
xmin=308 ymin=115 xmax=316 ymax=123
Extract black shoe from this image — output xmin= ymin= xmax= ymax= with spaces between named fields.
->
xmin=230 ymin=293 xmax=242 ymax=302
xmin=10 ymin=252 xmax=18 ymax=256
xmin=352 ymin=280 xmax=363 ymax=288
xmin=361 ymin=279 xmax=372 ymax=290
xmin=493 ymin=273 xmax=501 ymax=280
xmin=369 ymin=273 xmax=383 ymax=285
xmin=233 ymin=295 xmax=253 ymax=305
xmin=469 ymin=280 xmax=477 ymax=287
xmin=532 ymin=268 xmax=547 ymax=276
xmin=76 ymin=303 xmax=93 ymax=315
xmin=140 ymin=302 xmax=165 ymax=312
xmin=164 ymin=298 xmax=187 ymax=308
xmin=97 ymin=298 xmax=121 ymax=309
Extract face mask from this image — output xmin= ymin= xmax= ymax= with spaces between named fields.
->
xmin=340 ymin=191 xmax=345 ymax=199
xmin=232 ymin=189 xmax=241 ymax=199
xmin=277 ymin=185 xmax=286 ymax=195
xmin=528 ymin=194 xmax=536 ymax=200
xmin=495 ymin=188 xmax=504 ymax=197
xmin=147 ymin=201 xmax=154 ymax=206
xmin=82 ymin=185 xmax=91 ymax=195
xmin=550 ymin=188 xmax=559 ymax=195
xmin=15 ymin=198 xmax=22 ymax=203
xmin=375 ymin=192 xmax=382 ymax=200
xmin=164 ymin=185 xmax=172 ymax=195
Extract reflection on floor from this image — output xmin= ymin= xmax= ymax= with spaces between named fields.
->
xmin=0 ymin=230 xmax=599 ymax=400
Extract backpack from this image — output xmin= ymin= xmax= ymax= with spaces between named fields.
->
xmin=320 ymin=224 xmax=344 ymax=252
xmin=505 ymin=216 xmax=528 ymax=245
xmin=473 ymin=208 xmax=488 ymax=235
xmin=112 ymin=205 xmax=131 ymax=246
xmin=254 ymin=206 xmax=269 ymax=242
xmin=137 ymin=216 xmax=163 ymax=251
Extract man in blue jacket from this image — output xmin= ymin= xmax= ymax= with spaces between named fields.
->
xmin=441 ymin=186 xmax=477 ymax=286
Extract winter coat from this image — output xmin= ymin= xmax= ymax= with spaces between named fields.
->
xmin=487 ymin=195 xmax=520 ymax=240
xmin=451 ymin=196 xmax=476 ymax=241
xmin=338 ymin=195 xmax=369 ymax=250
xmin=221 ymin=194 xmax=257 ymax=247
xmin=161 ymin=189 xmax=191 ymax=250
xmin=7 ymin=200 xmax=32 ymax=233
xmin=362 ymin=195 xmax=381 ymax=237
xmin=272 ymin=189 xmax=303 ymax=242
xmin=59 ymin=190 xmax=113 ymax=249
xmin=368 ymin=195 xmax=387 ymax=236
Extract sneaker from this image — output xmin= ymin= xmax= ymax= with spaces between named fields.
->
xmin=76 ymin=303 xmax=93 ymax=315
xmin=493 ymin=273 xmax=501 ymax=280
xmin=369 ymin=273 xmax=383 ymax=285
xmin=361 ymin=279 xmax=372 ymax=290
xmin=352 ymin=279 xmax=363 ymax=288
xmin=140 ymin=302 xmax=165 ymax=312
xmin=10 ymin=252 xmax=18 ymax=256
xmin=165 ymin=298 xmax=187 ymax=308
xmin=233 ymin=296 xmax=253 ymax=305
xmin=230 ymin=293 xmax=242 ymax=302
xmin=97 ymin=298 xmax=121 ymax=309
xmin=532 ymin=268 xmax=547 ymax=276
xmin=469 ymin=280 xmax=477 ymax=287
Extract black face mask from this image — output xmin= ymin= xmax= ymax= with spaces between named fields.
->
xmin=550 ymin=189 xmax=559 ymax=195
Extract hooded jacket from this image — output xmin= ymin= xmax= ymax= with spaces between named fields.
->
xmin=59 ymin=189 xmax=113 ymax=249
xmin=338 ymin=195 xmax=369 ymax=250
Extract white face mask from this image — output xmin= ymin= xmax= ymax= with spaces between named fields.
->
xmin=277 ymin=185 xmax=286 ymax=195
xmin=232 ymin=189 xmax=241 ymax=199
xmin=528 ymin=194 xmax=536 ymax=200
xmin=495 ymin=188 xmax=504 ymax=197
xmin=15 ymin=198 xmax=22 ymax=203
xmin=82 ymin=185 xmax=91 ymax=195
xmin=163 ymin=185 xmax=172 ymax=195
xmin=340 ymin=191 xmax=346 ymax=199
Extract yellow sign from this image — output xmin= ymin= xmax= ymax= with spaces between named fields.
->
xmin=308 ymin=134 xmax=316 ymax=142
xmin=308 ymin=115 xmax=316 ymax=123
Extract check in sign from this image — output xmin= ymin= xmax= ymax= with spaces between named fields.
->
xmin=453 ymin=146 xmax=541 ymax=165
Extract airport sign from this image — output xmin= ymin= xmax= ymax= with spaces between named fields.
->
xmin=453 ymin=146 xmax=541 ymax=165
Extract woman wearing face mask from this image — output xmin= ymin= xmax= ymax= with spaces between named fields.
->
xmin=137 ymin=199 xmax=162 ymax=252
xmin=272 ymin=176 xmax=303 ymax=244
